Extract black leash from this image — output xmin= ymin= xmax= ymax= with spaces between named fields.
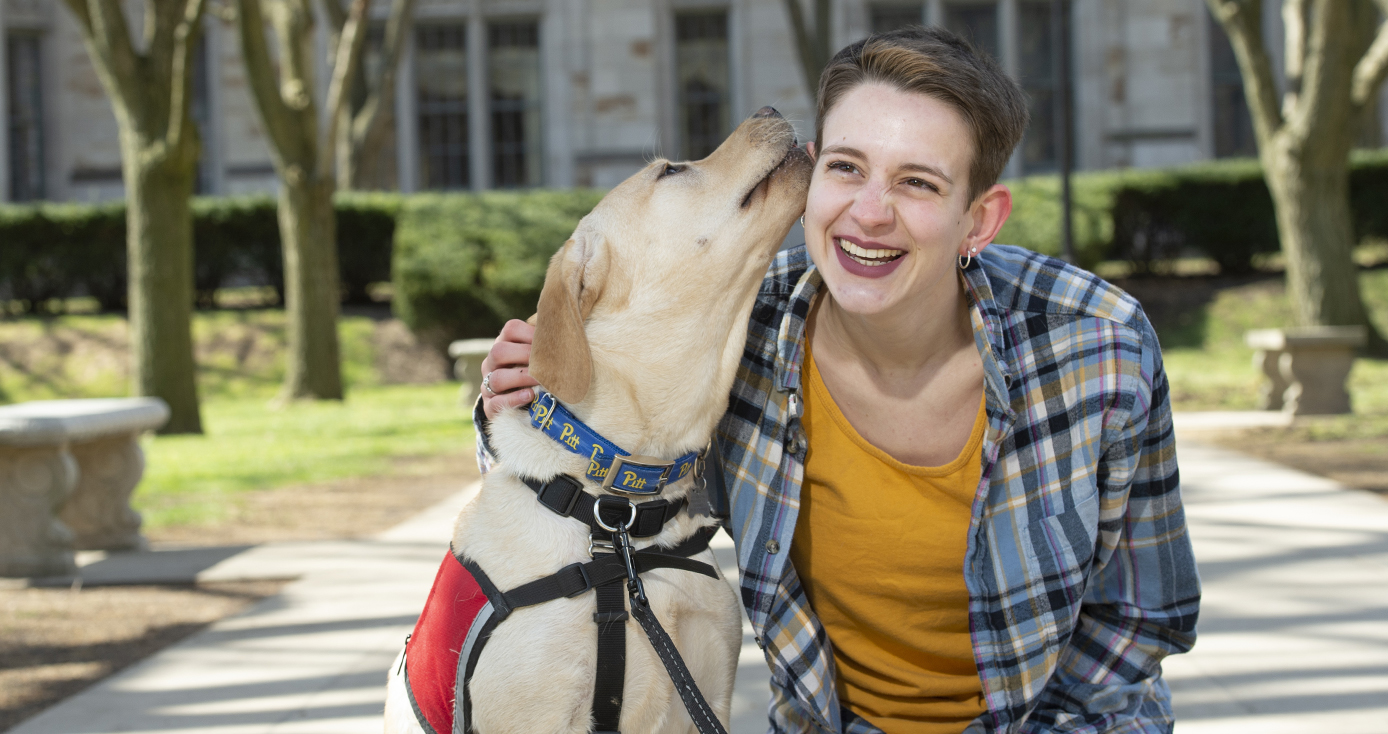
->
xmin=513 ymin=473 xmax=730 ymax=734
xmin=603 ymin=498 xmax=730 ymax=734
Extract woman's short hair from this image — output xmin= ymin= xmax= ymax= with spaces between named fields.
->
xmin=815 ymin=26 xmax=1030 ymax=203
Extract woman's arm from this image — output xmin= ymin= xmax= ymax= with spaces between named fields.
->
xmin=1023 ymin=324 xmax=1201 ymax=734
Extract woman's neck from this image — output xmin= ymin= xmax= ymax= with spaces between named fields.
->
xmin=812 ymin=273 xmax=974 ymax=381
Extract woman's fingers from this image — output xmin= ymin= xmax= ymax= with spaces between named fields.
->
xmin=480 ymin=320 xmax=537 ymax=374
xmin=480 ymin=320 xmax=541 ymax=420
xmin=483 ymin=384 xmax=536 ymax=420
xmin=487 ymin=366 xmax=538 ymax=395
xmin=499 ymin=319 xmax=536 ymax=345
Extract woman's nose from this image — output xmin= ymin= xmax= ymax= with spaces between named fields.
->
xmin=848 ymin=181 xmax=893 ymax=228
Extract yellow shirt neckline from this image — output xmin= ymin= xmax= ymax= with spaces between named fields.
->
xmin=804 ymin=341 xmax=988 ymax=479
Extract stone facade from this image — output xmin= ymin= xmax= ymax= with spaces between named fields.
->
xmin=3 ymin=0 xmax=1385 ymax=202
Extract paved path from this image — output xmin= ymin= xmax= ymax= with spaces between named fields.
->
xmin=10 ymin=429 xmax=1388 ymax=733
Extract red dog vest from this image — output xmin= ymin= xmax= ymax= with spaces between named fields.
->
xmin=404 ymin=552 xmax=503 ymax=734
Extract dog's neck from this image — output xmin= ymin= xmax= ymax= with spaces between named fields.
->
xmin=488 ymin=289 xmax=760 ymax=496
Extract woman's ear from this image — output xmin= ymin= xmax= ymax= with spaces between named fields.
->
xmin=960 ymin=183 xmax=1013 ymax=259
xmin=531 ymin=233 xmax=607 ymax=405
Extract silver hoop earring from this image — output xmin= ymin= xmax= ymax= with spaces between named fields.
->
xmin=799 ymin=215 xmax=805 ymax=227
xmin=958 ymin=246 xmax=977 ymax=270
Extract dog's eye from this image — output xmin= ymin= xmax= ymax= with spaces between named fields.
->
xmin=659 ymin=164 xmax=685 ymax=178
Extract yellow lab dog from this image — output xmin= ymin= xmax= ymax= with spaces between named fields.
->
xmin=385 ymin=108 xmax=810 ymax=734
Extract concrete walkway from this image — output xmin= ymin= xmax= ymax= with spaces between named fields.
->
xmin=9 ymin=428 xmax=1388 ymax=733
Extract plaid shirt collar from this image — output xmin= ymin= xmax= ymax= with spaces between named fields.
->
xmin=769 ymin=257 xmax=1015 ymax=417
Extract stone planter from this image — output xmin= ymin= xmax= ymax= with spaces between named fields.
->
xmin=0 ymin=398 xmax=169 ymax=577
xmin=1245 ymin=327 xmax=1366 ymax=416
xmin=449 ymin=338 xmax=497 ymax=408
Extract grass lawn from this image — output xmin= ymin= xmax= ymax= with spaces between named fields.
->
xmin=1146 ymin=268 xmax=1388 ymax=420
xmin=0 ymin=308 xmax=472 ymax=532
xmin=137 ymin=383 xmax=475 ymax=529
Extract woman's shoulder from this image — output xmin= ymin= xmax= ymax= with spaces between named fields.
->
xmin=978 ymin=244 xmax=1149 ymax=334
xmin=759 ymin=244 xmax=814 ymax=298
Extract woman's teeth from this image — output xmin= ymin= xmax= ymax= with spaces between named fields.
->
xmin=837 ymin=238 xmax=904 ymax=267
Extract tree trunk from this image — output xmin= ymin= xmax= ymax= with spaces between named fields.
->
xmin=1263 ymin=134 xmax=1387 ymax=354
xmin=123 ymin=135 xmax=203 ymax=434
xmin=278 ymin=169 xmax=344 ymax=401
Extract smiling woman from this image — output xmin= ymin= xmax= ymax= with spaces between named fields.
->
xmin=480 ymin=25 xmax=1200 ymax=734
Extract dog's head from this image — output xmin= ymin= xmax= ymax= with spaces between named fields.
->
xmin=531 ymin=109 xmax=811 ymax=412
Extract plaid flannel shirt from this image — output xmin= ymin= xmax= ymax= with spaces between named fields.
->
xmin=473 ymin=243 xmax=1200 ymax=734
xmin=714 ymin=244 xmax=1199 ymax=734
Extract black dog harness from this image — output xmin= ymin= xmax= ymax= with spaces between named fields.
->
xmin=403 ymin=403 xmax=732 ymax=734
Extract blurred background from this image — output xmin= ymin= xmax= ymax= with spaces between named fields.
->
xmin=2 ymin=0 xmax=1387 ymax=732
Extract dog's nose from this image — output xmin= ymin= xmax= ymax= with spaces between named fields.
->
xmin=752 ymin=106 xmax=782 ymax=119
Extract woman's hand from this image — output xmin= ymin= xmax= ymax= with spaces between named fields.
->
xmin=481 ymin=319 xmax=540 ymax=420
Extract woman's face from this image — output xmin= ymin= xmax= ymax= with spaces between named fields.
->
xmin=805 ymin=82 xmax=981 ymax=319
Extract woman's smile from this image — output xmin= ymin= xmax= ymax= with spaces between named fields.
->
xmin=833 ymin=236 xmax=908 ymax=278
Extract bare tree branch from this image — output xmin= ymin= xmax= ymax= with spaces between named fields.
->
xmin=1352 ymin=1 xmax=1388 ymax=107
xmin=1290 ymin=0 xmax=1356 ymax=142
xmin=66 ymin=0 xmax=142 ymax=105
xmin=270 ymin=0 xmax=315 ymax=112
xmin=321 ymin=0 xmax=370 ymax=178
xmin=62 ymin=0 xmax=94 ymax=30
xmin=162 ymin=0 xmax=208 ymax=156
xmin=345 ymin=0 xmax=413 ymax=159
xmin=781 ymin=0 xmax=819 ymax=96
xmin=322 ymin=0 xmax=349 ymax=33
xmin=1282 ymin=0 xmax=1306 ymax=117
xmin=236 ymin=0 xmax=300 ymax=155
xmin=1206 ymin=0 xmax=1284 ymax=145
xmin=320 ymin=0 xmax=349 ymax=67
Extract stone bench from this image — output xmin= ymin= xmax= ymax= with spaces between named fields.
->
xmin=0 ymin=398 xmax=170 ymax=577
xmin=449 ymin=338 xmax=497 ymax=408
xmin=1245 ymin=326 xmax=1366 ymax=416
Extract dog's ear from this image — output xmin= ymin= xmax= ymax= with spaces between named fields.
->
xmin=531 ymin=233 xmax=607 ymax=404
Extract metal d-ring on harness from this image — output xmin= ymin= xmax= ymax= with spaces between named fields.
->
xmin=514 ymin=474 xmax=730 ymax=734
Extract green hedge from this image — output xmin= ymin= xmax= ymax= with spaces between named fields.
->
xmin=7 ymin=150 xmax=1388 ymax=330
xmin=391 ymin=189 xmax=605 ymax=348
xmin=1003 ymin=149 xmax=1388 ymax=274
xmin=0 ymin=194 xmax=398 ymax=313
xmin=0 ymin=202 xmax=126 ymax=311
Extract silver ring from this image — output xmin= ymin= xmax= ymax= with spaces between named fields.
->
xmin=482 ymin=371 xmax=496 ymax=397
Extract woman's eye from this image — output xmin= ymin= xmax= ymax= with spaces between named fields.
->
xmin=827 ymin=161 xmax=856 ymax=174
xmin=906 ymin=178 xmax=940 ymax=193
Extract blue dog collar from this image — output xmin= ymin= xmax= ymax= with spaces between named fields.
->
xmin=529 ymin=391 xmax=700 ymax=496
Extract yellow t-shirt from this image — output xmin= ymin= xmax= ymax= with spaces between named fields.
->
xmin=790 ymin=342 xmax=988 ymax=734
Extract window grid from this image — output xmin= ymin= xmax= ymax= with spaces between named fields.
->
xmin=489 ymin=19 xmax=543 ymax=188
xmin=675 ymin=11 xmax=731 ymax=161
xmin=416 ymin=25 xmax=470 ymax=190
xmin=1207 ymin=10 xmax=1256 ymax=158
xmin=7 ymin=33 xmax=45 ymax=201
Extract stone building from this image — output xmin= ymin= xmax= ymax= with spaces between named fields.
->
xmin=2 ymin=0 xmax=1384 ymax=203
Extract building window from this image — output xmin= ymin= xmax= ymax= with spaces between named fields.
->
xmin=1017 ymin=0 xmax=1058 ymax=172
xmin=416 ymin=24 xmax=470 ymax=189
xmin=870 ymin=3 xmax=924 ymax=34
xmin=1208 ymin=12 xmax=1256 ymax=158
xmin=675 ymin=11 xmax=731 ymax=161
xmin=489 ymin=20 xmax=542 ymax=188
xmin=6 ymin=33 xmax=45 ymax=201
xmin=944 ymin=1 xmax=999 ymax=60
